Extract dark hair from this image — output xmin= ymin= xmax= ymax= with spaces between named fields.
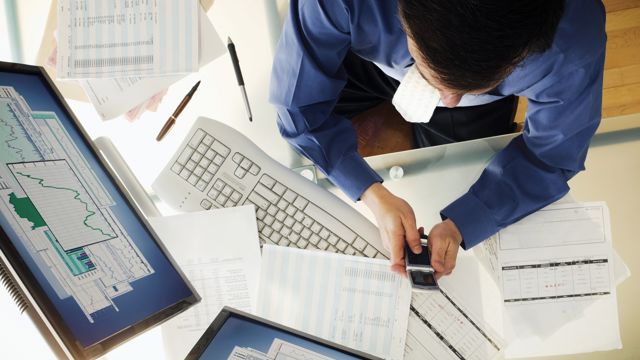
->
xmin=398 ymin=0 xmax=565 ymax=91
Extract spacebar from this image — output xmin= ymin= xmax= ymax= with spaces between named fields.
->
xmin=304 ymin=203 xmax=357 ymax=243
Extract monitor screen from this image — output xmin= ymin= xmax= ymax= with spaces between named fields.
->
xmin=0 ymin=63 xmax=197 ymax=358
xmin=192 ymin=310 xmax=370 ymax=360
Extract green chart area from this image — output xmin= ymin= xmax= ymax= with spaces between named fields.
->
xmin=8 ymin=192 xmax=96 ymax=276
xmin=8 ymin=192 xmax=45 ymax=229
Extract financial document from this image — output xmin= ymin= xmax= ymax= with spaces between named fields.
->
xmin=57 ymin=0 xmax=199 ymax=79
xmin=80 ymin=6 xmax=224 ymax=120
xmin=257 ymin=245 xmax=411 ymax=360
xmin=404 ymin=289 xmax=504 ymax=360
xmin=149 ymin=206 xmax=262 ymax=360
xmin=475 ymin=201 xmax=622 ymax=357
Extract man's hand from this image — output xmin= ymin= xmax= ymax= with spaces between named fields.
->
xmin=427 ymin=219 xmax=463 ymax=279
xmin=361 ymin=183 xmax=421 ymax=275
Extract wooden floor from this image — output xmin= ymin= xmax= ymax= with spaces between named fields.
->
xmin=514 ymin=0 xmax=640 ymax=124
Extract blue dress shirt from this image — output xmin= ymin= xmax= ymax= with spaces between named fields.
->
xmin=269 ymin=0 xmax=606 ymax=249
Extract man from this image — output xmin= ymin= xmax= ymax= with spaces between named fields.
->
xmin=269 ymin=0 xmax=606 ymax=278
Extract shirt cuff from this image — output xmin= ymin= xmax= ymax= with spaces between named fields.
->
xmin=441 ymin=191 xmax=498 ymax=250
xmin=328 ymin=151 xmax=382 ymax=201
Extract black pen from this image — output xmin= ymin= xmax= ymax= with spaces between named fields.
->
xmin=227 ymin=37 xmax=253 ymax=122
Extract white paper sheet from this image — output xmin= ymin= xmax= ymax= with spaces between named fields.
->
xmin=57 ymin=0 xmax=199 ymax=79
xmin=80 ymin=7 xmax=224 ymax=120
xmin=257 ymin=245 xmax=411 ymax=360
xmin=392 ymin=65 xmax=440 ymax=123
xmin=475 ymin=201 xmax=623 ymax=358
xmin=148 ymin=205 xmax=261 ymax=360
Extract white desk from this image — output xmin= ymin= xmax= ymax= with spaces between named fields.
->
xmin=1 ymin=1 xmax=639 ymax=359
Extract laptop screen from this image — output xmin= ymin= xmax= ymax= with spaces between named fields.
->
xmin=0 ymin=63 xmax=197 ymax=356
xmin=190 ymin=309 xmax=373 ymax=360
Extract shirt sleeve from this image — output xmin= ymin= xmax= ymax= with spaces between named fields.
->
xmin=269 ymin=0 xmax=382 ymax=201
xmin=441 ymin=49 xmax=606 ymax=249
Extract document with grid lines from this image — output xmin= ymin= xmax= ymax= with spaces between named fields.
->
xmin=57 ymin=0 xmax=198 ymax=79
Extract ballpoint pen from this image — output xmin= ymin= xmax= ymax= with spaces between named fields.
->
xmin=227 ymin=37 xmax=253 ymax=122
xmin=156 ymin=81 xmax=201 ymax=141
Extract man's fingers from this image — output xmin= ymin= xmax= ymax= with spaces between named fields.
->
xmin=443 ymin=238 xmax=459 ymax=273
xmin=402 ymin=216 xmax=421 ymax=254
xmin=387 ymin=228 xmax=406 ymax=269
xmin=430 ymin=236 xmax=448 ymax=273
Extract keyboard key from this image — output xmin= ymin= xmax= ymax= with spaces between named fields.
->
xmin=208 ymin=189 xmax=219 ymax=200
xmin=279 ymin=238 xmax=290 ymax=247
xmin=310 ymin=222 xmax=321 ymax=234
xmin=319 ymin=228 xmax=330 ymax=240
xmin=231 ymin=191 xmax=242 ymax=203
xmin=196 ymin=180 xmax=207 ymax=191
xmin=326 ymin=245 xmax=338 ymax=253
xmin=200 ymin=199 xmax=212 ymax=210
xmin=177 ymin=146 xmax=195 ymax=165
xmin=283 ymin=190 xmax=297 ymax=203
xmin=304 ymin=203 xmax=358 ymax=244
xmin=283 ymin=217 xmax=295 ymax=228
xmin=213 ymin=155 xmax=224 ymax=166
xmin=260 ymin=175 xmax=276 ymax=188
xmin=285 ymin=205 xmax=297 ymax=216
xmin=300 ymin=228 xmax=312 ymax=239
xmin=353 ymin=237 xmax=367 ymax=251
xmin=254 ymin=183 xmax=279 ymax=204
xmin=257 ymin=221 xmax=265 ymax=232
xmin=336 ymin=240 xmax=347 ymax=251
xmin=262 ymin=226 xmax=273 ymax=237
xmin=201 ymin=171 xmax=214 ymax=183
xmin=222 ymin=186 xmax=233 ymax=197
xmin=189 ymin=129 xmax=205 ymax=147
xmin=292 ymin=222 xmax=303 ymax=233
xmin=289 ymin=233 xmax=300 ymax=243
xmin=192 ymin=152 xmax=203 ymax=163
xmin=249 ymin=164 xmax=260 ymax=175
xmin=212 ymin=140 xmax=230 ymax=157
xmin=256 ymin=208 xmax=267 ymax=220
xmin=185 ymin=160 xmax=196 ymax=171
xmin=281 ymin=227 xmax=292 ymax=237
xmin=214 ymin=179 xmax=225 ymax=191
xmin=272 ymin=182 xmax=286 ymax=196
xmin=216 ymin=194 xmax=228 ymax=205
xmin=267 ymin=205 xmax=278 ymax=216
xmin=318 ymin=239 xmax=329 ymax=250
xmin=226 ymin=200 xmax=238 ymax=208
xmin=309 ymin=234 xmax=320 ymax=245
xmin=375 ymin=253 xmax=387 ymax=260
xmin=202 ymin=135 xmax=214 ymax=146
xmin=234 ymin=167 xmax=247 ymax=178
xmin=264 ymin=215 xmax=275 ymax=226
xmin=294 ymin=211 xmax=304 ymax=222
xmin=171 ymin=163 xmax=183 ymax=174
xmin=272 ymin=221 xmax=283 ymax=232
xmin=345 ymin=246 xmax=356 ymax=256
xmin=298 ymin=239 xmax=309 ymax=249
xmin=179 ymin=168 xmax=190 ymax=180
xmin=196 ymin=143 xmax=208 ymax=154
xmin=277 ymin=199 xmax=288 ymax=210
xmin=363 ymin=245 xmax=377 ymax=258
xmin=327 ymin=234 xmax=339 ymax=245
xmin=205 ymin=149 xmax=216 ymax=160
xmin=194 ymin=166 xmax=205 ymax=177
xmin=188 ymin=174 xmax=198 ymax=185
xmin=272 ymin=232 xmax=282 ymax=243
xmin=199 ymin=158 xmax=211 ymax=169
xmin=248 ymin=192 xmax=269 ymax=210
xmin=240 ymin=158 xmax=252 ymax=170
xmin=275 ymin=210 xmax=286 ymax=222
xmin=301 ymin=216 xmax=313 ymax=228
xmin=232 ymin=152 xmax=243 ymax=163
xmin=293 ymin=196 xmax=308 ymax=211
xmin=208 ymin=163 xmax=219 ymax=173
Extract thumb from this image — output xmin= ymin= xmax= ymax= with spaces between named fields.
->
xmin=430 ymin=236 xmax=448 ymax=272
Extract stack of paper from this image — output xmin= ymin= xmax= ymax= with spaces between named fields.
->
xmin=257 ymin=245 xmax=411 ymax=360
xmin=54 ymin=0 xmax=224 ymax=120
xmin=475 ymin=201 xmax=629 ymax=358
xmin=148 ymin=206 xmax=262 ymax=360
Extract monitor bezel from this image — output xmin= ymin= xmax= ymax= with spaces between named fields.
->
xmin=0 ymin=61 xmax=200 ymax=359
xmin=185 ymin=306 xmax=384 ymax=360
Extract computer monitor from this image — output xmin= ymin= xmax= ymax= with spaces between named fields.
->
xmin=186 ymin=307 xmax=382 ymax=360
xmin=0 ymin=62 xmax=199 ymax=359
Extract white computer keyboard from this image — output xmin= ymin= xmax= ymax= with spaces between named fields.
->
xmin=153 ymin=117 xmax=387 ymax=259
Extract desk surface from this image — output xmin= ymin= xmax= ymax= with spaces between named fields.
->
xmin=1 ymin=1 xmax=639 ymax=359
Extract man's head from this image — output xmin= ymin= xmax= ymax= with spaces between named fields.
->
xmin=398 ymin=0 xmax=565 ymax=107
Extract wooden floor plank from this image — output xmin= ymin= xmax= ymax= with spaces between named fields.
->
xmin=602 ymin=83 xmax=640 ymax=117
xmin=604 ymin=64 xmax=640 ymax=88
xmin=603 ymin=0 xmax=640 ymax=12
xmin=606 ymin=7 xmax=640 ymax=31
xmin=604 ymin=26 xmax=640 ymax=69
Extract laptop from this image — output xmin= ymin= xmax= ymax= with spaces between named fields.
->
xmin=186 ymin=306 xmax=382 ymax=360
xmin=0 ymin=61 xmax=199 ymax=359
